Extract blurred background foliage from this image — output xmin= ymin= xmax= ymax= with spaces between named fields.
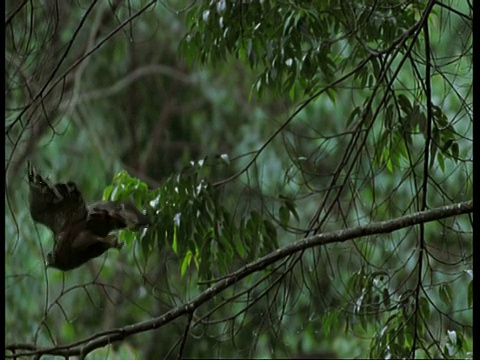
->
xmin=5 ymin=0 xmax=472 ymax=359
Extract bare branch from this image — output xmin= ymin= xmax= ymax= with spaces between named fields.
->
xmin=5 ymin=200 xmax=472 ymax=358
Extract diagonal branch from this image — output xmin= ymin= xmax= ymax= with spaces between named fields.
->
xmin=5 ymin=200 xmax=472 ymax=358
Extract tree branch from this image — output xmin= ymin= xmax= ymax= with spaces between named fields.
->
xmin=5 ymin=200 xmax=472 ymax=358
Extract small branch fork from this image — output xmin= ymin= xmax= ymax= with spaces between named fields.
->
xmin=5 ymin=200 xmax=472 ymax=359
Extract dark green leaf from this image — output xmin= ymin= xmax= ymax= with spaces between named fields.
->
xmin=279 ymin=206 xmax=290 ymax=228
xmin=439 ymin=284 xmax=453 ymax=307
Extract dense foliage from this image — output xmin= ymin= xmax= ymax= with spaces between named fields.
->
xmin=5 ymin=1 xmax=472 ymax=359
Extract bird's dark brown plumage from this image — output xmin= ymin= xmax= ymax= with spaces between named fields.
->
xmin=27 ymin=162 xmax=149 ymax=271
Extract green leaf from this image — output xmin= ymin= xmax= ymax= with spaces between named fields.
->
xmin=450 ymin=142 xmax=459 ymax=160
xmin=384 ymin=104 xmax=394 ymax=129
xmin=429 ymin=142 xmax=438 ymax=169
xmin=386 ymin=158 xmax=393 ymax=173
xmin=289 ymin=82 xmax=296 ymax=101
xmin=437 ymin=151 xmax=445 ymax=172
xmin=119 ymin=230 xmax=135 ymax=245
xmin=439 ymin=284 xmax=453 ymax=307
xmin=322 ymin=310 xmax=339 ymax=337
xmin=233 ymin=234 xmax=245 ymax=257
xmin=263 ymin=219 xmax=278 ymax=248
xmin=283 ymin=197 xmax=299 ymax=222
xmin=370 ymin=56 xmax=380 ymax=79
xmin=347 ymin=106 xmax=362 ymax=127
xmin=172 ymin=224 xmax=178 ymax=254
xmin=418 ymin=296 xmax=431 ymax=320
xmin=181 ymin=251 xmax=193 ymax=277
xmin=279 ymin=206 xmax=290 ymax=228
xmin=397 ymin=94 xmax=411 ymax=114
xmin=218 ymin=231 xmax=234 ymax=258
xmin=326 ymin=87 xmax=336 ymax=105
xmin=103 ymin=185 xmax=114 ymax=201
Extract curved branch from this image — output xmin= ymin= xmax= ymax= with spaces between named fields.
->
xmin=5 ymin=200 xmax=472 ymax=358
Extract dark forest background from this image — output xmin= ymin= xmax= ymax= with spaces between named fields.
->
xmin=5 ymin=1 xmax=472 ymax=359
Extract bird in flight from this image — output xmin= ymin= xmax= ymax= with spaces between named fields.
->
xmin=27 ymin=162 xmax=149 ymax=271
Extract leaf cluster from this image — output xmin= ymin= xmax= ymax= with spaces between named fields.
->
xmin=181 ymin=0 xmax=419 ymax=98
xmin=103 ymin=162 xmax=287 ymax=281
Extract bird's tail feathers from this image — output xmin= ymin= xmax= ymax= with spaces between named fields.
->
xmin=28 ymin=162 xmax=82 ymax=205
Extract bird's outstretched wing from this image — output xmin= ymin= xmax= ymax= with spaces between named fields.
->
xmin=28 ymin=162 xmax=150 ymax=271
xmin=87 ymin=200 xmax=150 ymax=236
xmin=27 ymin=162 xmax=88 ymax=237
